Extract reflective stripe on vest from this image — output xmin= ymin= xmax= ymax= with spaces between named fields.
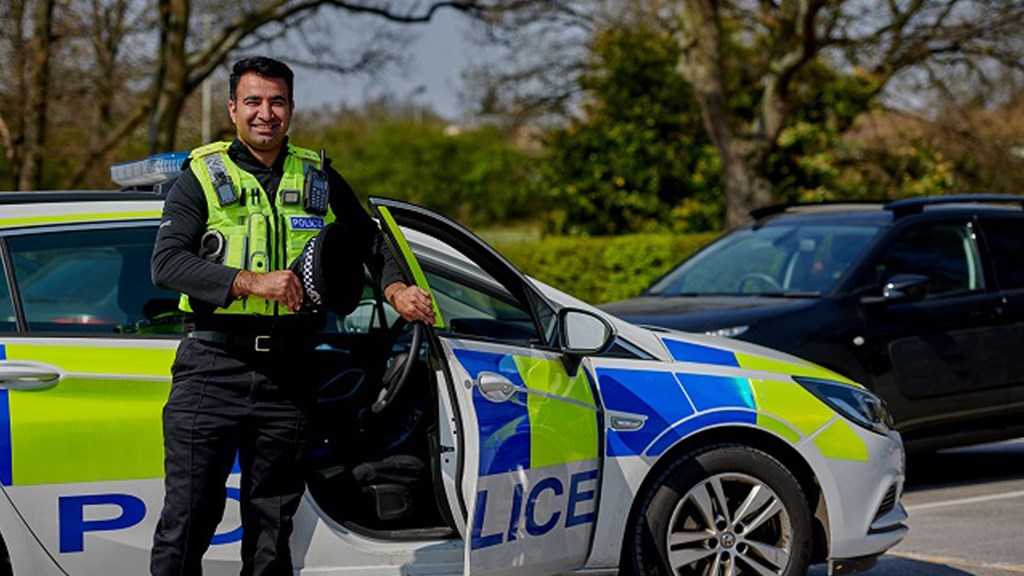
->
xmin=179 ymin=142 xmax=336 ymax=315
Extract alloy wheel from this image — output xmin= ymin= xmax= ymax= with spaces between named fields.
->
xmin=665 ymin=472 xmax=793 ymax=576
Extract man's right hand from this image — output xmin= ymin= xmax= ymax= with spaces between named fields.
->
xmin=232 ymin=270 xmax=304 ymax=312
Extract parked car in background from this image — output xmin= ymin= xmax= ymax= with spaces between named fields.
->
xmin=0 ymin=175 xmax=906 ymax=576
xmin=603 ymin=195 xmax=1024 ymax=452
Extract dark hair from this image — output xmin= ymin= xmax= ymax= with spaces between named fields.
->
xmin=229 ymin=57 xmax=294 ymax=102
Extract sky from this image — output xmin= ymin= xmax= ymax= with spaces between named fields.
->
xmin=292 ymin=9 xmax=474 ymax=121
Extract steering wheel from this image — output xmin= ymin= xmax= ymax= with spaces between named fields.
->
xmin=371 ymin=319 xmax=424 ymax=413
xmin=316 ymin=313 xmax=408 ymax=406
xmin=737 ymin=272 xmax=783 ymax=293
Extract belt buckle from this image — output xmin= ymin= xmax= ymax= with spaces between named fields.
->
xmin=254 ymin=335 xmax=271 ymax=352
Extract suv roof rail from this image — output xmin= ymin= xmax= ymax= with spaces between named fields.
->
xmin=749 ymin=201 xmax=886 ymax=221
xmin=885 ymin=194 xmax=1024 ymax=218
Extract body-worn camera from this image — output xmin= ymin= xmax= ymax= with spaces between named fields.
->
xmin=203 ymin=155 xmax=238 ymax=206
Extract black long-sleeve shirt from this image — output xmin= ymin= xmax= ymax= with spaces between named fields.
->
xmin=151 ymin=138 xmax=401 ymax=324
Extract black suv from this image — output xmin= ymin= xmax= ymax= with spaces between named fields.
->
xmin=602 ymin=195 xmax=1024 ymax=451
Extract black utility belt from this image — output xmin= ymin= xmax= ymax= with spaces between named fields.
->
xmin=186 ymin=330 xmax=310 ymax=353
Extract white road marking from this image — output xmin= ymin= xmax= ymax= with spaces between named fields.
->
xmin=888 ymin=551 xmax=1024 ymax=574
xmin=905 ymin=489 xmax=1024 ymax=512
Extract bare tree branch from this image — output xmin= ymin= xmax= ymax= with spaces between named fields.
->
xmin=64 ymin=101 xmax=151 ymax=188
xmin=145 ymin=0 xmax=492 ymax=151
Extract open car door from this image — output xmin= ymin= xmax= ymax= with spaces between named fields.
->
xmin=370 ymin=198 xmax=603 ymax=576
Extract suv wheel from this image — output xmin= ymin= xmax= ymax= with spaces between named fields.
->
xmin=628 ymin=445 xmax=812 ymax=576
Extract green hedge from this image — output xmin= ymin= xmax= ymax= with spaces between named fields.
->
xmin=494 ymin=233 xmax=720 ymax=304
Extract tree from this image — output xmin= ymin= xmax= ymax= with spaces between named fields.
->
xmin=460 ymin=0 xmax=597 ymax=126
xmin=533 ymin=12 xmax=882 ymax=235
xmin=1 ymin=0 xmax=56 ymax=190
xmin=2 ymin=0 xmax=521 ymax=190
xmin=673 ymin=0 xmax=1024 ymax=226
xmin=67 ymin=0 xmax=154 ymax=185
xmin=765 ymin=62 xmax=878 ymax=203
xmin=292 ymin=101 xmax=539 ymax=227
xmin=0 ymin=0 xmax=29 ymax=189
xmin=2 ymin=0 xmax=166 ymax=189
xmin=476 ymin=0 xmax=1024 ymax=227
xmin=149 ymin=1 xmax=505 ymax=151
xmin=538 ymin=25 xmax=721 ymax=235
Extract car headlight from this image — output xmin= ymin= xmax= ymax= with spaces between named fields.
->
xmin=704 ymin=325 xmax=749 ymax=338
xmin=794 ymin=377 xmax=893 ymax=435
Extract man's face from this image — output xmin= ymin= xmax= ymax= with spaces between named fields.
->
xmin=228 ymin=72 xmax=293 ymax=154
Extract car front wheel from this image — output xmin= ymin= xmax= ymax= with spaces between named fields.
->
xmin=628 ymin=444 xmax=812 ymax=576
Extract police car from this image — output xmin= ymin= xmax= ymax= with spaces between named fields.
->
xmin=0 ymin=157 xmax=906 ymax=576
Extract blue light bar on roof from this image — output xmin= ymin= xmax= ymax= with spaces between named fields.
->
xmin=110 ymin=152 xmax=188 ymax=187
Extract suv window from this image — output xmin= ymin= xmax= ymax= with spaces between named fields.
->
xmin=981 ymin=218 xmax=1024 ymax=290
xmin=877 ymin=222 xmax=984 ymax=297
xmin=6 ymin=226 xmax=182 ymax=335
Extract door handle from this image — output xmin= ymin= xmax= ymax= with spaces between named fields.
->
xmin=970 ymin=306 xmax=1003 ymax=320
xmin=0 ymin=361 xmax=62 ymax=391
xmin=473 ymin=372 xmax=519 ymax=403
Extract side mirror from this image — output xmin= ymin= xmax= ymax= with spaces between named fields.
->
xmin=559 ymin=308 xmax=615 ymax=356
xmin=862 ymin=273 xmax=930 ymax=305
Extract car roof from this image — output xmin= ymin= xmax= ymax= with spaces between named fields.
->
xmin=752 ymin=195 xmax=1024 ymax=227
xmin=0 ymin=193 xmax=165 ymax=232
xmin=0 ymin=190 xmax=165 ymax=204
xmin=756 ymin=208 xmax=892 ymax=227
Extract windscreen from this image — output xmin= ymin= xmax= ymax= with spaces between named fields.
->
xmin=648 ymin=223 xmax=882 ymax=296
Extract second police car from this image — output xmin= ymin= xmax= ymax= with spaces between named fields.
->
xmin=0 ymin=156 xmax=906 ymax=576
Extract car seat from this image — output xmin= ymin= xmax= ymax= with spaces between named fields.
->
xmin=352 ymin=454 xmax=427 ymax=522
xmin=826 ymin=234 xmax=867 ymax=281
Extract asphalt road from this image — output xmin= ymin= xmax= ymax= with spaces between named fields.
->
xmin=810 ymin=438 xmax=1024 ymax=576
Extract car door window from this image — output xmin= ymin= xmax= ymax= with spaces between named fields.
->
xmin=878 ymin=222 xmax=984 ymax=297
xmin=7 ymin=226 xmax=183 ymax=335
xmin=981 ymin=218 xmax=1024 ymax=290
xmin=418 ymin=248 xmax=541 ymax=345
xmin=0 ymin=251 xmax=16 ymax=331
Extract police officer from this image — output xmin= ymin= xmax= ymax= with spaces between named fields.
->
xmin=150 ymin=56 xmax=433 ymax=576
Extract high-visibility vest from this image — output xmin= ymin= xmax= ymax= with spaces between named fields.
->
xmin=179 ymin=141 xmax=336 ymax=315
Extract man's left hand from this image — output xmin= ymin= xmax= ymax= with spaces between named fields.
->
xmin=385 ymin=282 xmax=436 ymax=324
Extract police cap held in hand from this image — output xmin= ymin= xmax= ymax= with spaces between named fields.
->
xmin=290 ymin=221 xmax=367 ymax=316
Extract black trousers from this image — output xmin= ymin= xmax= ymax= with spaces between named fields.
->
xmin=151 ymin=337 xmax=313 ymax=576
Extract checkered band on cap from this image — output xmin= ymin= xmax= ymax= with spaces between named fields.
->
xmin=300 ymin=236 xmax=323 ymax=306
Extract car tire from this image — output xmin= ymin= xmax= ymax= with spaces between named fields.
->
xmin=627 ymin=444 xmax=812 ymax=576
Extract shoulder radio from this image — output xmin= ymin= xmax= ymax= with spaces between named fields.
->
xmin=303 ymin=149 xmax=330 ymax=215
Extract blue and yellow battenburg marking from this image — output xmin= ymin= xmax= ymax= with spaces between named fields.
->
xmin=0 ymin=342 xmax=174 ymax=487
xmin=598 ymin=368 xmax=757 ymax=457
xmin=452 ymin=349 xmax=599 ymax=476
xmin=452 ymin=347 xmax=602 ymax=559
xmin=1 ymin=344 xmax=11 ymax=486
xmin=598 ymin=337 xmax=867 ymax=461
xmin=663 ymin=339 xmax=741 ymax=367
xmin=665 ymin=337 xmax=856 ymax=384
